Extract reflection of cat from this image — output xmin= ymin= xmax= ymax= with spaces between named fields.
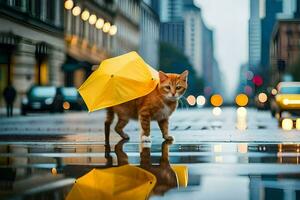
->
xmin=104 ymin=70 xmax=188 ymax=142
xmin=113 ymin=140 xmax=177 ymax=196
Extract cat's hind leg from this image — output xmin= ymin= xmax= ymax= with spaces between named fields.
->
xmin=114 ymin=115 xmax=130 ymax=140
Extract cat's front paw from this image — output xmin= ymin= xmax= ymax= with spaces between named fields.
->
xmin=141 ymin=135 xmax=151 ymax=143
xmin=163 ymin=135 xmax=174 ymax=141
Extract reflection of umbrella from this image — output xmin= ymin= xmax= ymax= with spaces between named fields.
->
xmin=66 ymin=165 xmax=156 ymax=200
xmin=171 ymin=165 xmax=189 ymax=187
xmin=78 ymin=51 xmax=159 ymax=112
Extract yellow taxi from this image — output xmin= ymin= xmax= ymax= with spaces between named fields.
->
xmin=274 ymin=82 xmax=300 ymax=117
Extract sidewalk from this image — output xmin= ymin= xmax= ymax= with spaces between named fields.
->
xmin=1 ymin=108 xmax=300 ymax=143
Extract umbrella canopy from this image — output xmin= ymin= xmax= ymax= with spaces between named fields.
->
xmin=66 ymin=165 xmax=156 ymax=200
xmin=171 ymin=165 xmax=189 ymax=187
xmin=78 ymin=51 xmax=159 ymax=112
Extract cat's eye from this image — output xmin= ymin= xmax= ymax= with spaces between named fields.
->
xmin=176 ymin=86 xmax=182 ymax=90
xmin=165 ymin=86 xmax=171 ymax=90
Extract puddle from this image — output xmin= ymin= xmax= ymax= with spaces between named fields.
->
xmin=0 ymin=141 xmax=300 ymax=200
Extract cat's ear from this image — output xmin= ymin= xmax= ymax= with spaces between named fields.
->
xmin=180 ymin=70 xmax=189 ymax=81
xmin=159 ymin=71 xmax=168 ymax=82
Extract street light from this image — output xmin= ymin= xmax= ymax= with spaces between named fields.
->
xmin=64 ymin=0 xmax=74 ymax=10
xmin=109 ymin=25 xmax=118 ymax=36
xmin=103 ymin=22 xmax=111 ymax=33
xmin=89 ymin=14 xmax=97 ymax=25
xmin=72 ymin=6 xmax=81 ymax=16
xmin=96 ymin=18 xmax=105 ymax=29
xmin=81 ymin=10 xmax=90 ymax=21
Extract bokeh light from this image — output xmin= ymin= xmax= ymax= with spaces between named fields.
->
xmin=237 ymin=107 xmax=247 ymax=118
xmin=282 ymin=119 xmax=293 ymax=131
xmin=96 ymin=18 xmax=104 ymax=29
xmin=214 ymin=144 xmax=222 ymax=152
xmin=236 ymin=107 xmax=247 ymax=130
xmin=258 ymin=92 xmax=268 ymax=103
xmin=296 ymin=119 xmax=300 ymax=130
xmin=88 ymin=14 xmax=97 ymax=25
xmin=212 ymin=107 xmax=222 ymax=116
xmin=244 ymin=85 xmax=252 ymax=95
xmin=271 ymin=88 xmax=278 ymax=96
xmin=63 ymin=101 xmax=70 ymax=110
xmin=72 ymin=6 xmax=81 ymax=16
xmin=187 ymin=95 xmax=196 ymax=106
xmin=109 ymin=25 xmax=118 ymax=35
xmin=196 ymin=95 xmax=206 ymax=106
xmin=245 ymin=71 xmax=254 ymax=80
xmin=252 ymin=75 xmax=263 ymax=86
xmin=237 ymin=144 xmax=248 ymax=153
xmin=64 ymin=0 xmax=74 ymax=10
xmin=204 ymin=86 xmax=212 ymax=96
xmin=51 ymin=168 xmax=57 ymax=175
xmin=102 ymin=22 xmax=111 ymax=33
xmin=235 ymin=94 xmax=248 ymax=107
xmin=210 ymin=94 xmax=223 ymax=107
xmin=81 ymin=10 xmax=90 ymax=21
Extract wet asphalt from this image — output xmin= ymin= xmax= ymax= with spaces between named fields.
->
xmin=0 ymin=108 xmax=300 ymax=200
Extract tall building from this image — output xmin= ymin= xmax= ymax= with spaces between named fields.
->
xmin=270 ymin=19 xmax=300 ymax=85
xmin=249 ymin=0 xmax=262 ymax=69
xmin=63 ymin=0 xmax=117 ymax=87
xmin=0 ymin=0 xmax=65 ymax=107
xmin=114 ymin=0 xmax=140 ymax=55
xmin=277 ymin=0 xmax=297 ymax=19
xmin=147 ymin=0 xmax=184 ymax=22
xmin=0 ymin=0 xmax=144 ymax=108
xmin=139 ymin=1 xmax=160 ymax=67
xmin=149 ymin=0 xmax=186 ymax=54
xmin=184 ymin=3 xmax=203 ymax=77
xmin=160 ymin=22 xmax=184 ymax=51
xmin=260 ymin=0 xmax=282 ymax=70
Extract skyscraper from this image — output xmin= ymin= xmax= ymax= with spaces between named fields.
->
xmin=260 ymin=0 xmax=282 ymax=69
xmin=148 ymin=0 xmax=184 ymax=22
xmin=249 ymin=0 xmax=261 ymax=69
xmin=277 ymin=0 xmax=297 ymax=19
xmin=184 ymin=4 xmax=203 ymax=77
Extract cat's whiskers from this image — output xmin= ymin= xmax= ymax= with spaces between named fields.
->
xmin=179 ymin=96 xmax=190 ymax=111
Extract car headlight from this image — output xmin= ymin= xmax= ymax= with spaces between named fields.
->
xmin=22 ymin=97 xmax=28 ymax=105
xmin=45 ymin=98 xmax=54 ymax=105
xmin=283 ymin=99 xmax=289 ymax=105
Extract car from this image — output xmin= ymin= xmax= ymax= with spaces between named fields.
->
xmin=272 ymin=82 xmax=300 ymax=118
xmin=21 ymin=86 xmax=64 ymax=115
xmin=58 ymin=87 xmax=86 ymax=111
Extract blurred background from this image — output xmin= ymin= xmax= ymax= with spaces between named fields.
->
xmin=0 ymin=0 xmax=299 ymax=114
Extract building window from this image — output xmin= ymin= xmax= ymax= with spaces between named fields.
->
xmin=34 ymin=0 xmax=41 ymax=18
xmin=46 ymin=0 xmax=55 ymax=23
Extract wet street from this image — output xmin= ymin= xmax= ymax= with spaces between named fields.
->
xmin=0 ymin=107 xmax=300 ymax=200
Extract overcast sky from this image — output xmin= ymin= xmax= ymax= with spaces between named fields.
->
xmin=195 ymin=0 xmax=249 ymax=100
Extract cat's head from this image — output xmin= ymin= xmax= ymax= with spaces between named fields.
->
xmin=158 ymin=70 xmax=188 ymax=101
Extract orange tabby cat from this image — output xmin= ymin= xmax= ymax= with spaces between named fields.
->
xmin=105 ymin=70 xmax=188 ymax=142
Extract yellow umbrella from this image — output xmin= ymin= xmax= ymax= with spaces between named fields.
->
xmin=171 ymin=165 xmax=189 ymax=187
xmin=78 ymin=51 xmax=159 ymax=112
xmin=66 ymin=165 xmax=156 ymax=200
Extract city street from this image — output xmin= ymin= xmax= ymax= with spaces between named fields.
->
xmin=0 ymin=107 xmax=300 ymax=200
